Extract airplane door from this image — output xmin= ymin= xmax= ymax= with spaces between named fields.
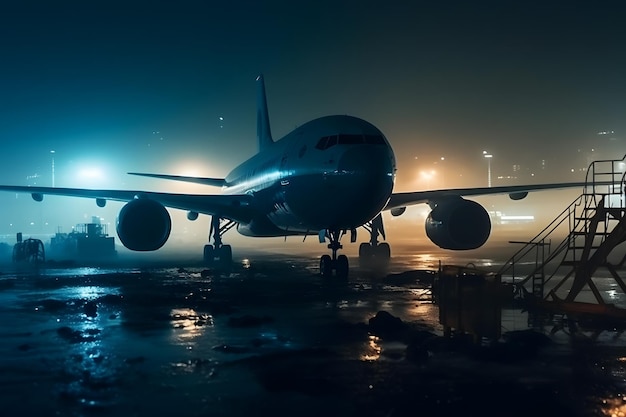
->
xmin=279 ymin=154 xmax=290 ymax=186
xmin=279 ymin=132 xmax=303 ymax=185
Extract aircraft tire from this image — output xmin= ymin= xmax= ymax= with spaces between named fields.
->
xmin=359 ymin=242 xmax=373 ymax=259
xmin=203 ymin=245 xmax=214 ymax=265
xmin=376 ymin=242 xmax=391 ymax=261
xmin=336 ymin=254 xmax=349 ymax=279
xmin=320 ymin=255 xmax=332 ymax=278
xmin=220 ymin=244 xmax=233 ymax=265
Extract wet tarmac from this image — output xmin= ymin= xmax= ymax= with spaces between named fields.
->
xmin=1 ymin=246 xmax=626 ymax=417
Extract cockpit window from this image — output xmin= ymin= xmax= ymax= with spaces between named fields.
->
xmin=315 ymin=136 xmax=330 ymax=150
xmin=364 ymin=134 xmax=385 ymax=145
xmin=315 ymin=134 xmax=385 ymax=150
xmin=339 ymin=134 xmax=362 ymax=145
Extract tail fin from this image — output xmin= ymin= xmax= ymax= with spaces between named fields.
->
xmin=256 ymin=74 xmax=274 ymax=151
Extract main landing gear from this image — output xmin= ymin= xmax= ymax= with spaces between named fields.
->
xmin=319 ymin=229 xmax=349 ymax=280
xmin=358 ymin=213 xmax=391 ymax=266
xmin=204 ymin=216 xmax=236 ymax=267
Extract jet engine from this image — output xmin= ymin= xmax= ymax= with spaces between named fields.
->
xmin=116 ymin=198 xmax=171 ymax=251
xmin=425 ymin=198 xmax=491 ymax=250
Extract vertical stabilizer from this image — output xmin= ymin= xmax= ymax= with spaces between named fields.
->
xmin=256 ymin=74 xmax=274 ymax=151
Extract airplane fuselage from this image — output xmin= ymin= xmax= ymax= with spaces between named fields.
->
xmin=223 ymin=115 xmax=396 ymax=237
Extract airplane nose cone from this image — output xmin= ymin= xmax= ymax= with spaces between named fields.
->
xmin=284 ymin=144 xmax=396 ymax=230
xmin=335 ymin=146 xmax=394 ymax=209
xmin=337 ymin=146 xmax=394 ymax=179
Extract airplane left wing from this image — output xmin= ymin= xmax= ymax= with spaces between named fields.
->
xmin=385 ymin=182 xmax=591 ymax=211
xmin=127 ymin=172 xmax=227 ymax=187
xmin=0 ymin=185 xmax=254 ymax=223
xmin=383 ymin=181 xmax=599 ymax=250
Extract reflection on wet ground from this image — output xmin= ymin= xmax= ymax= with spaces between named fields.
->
xmin=1 ymin=248 xmax=626 ymax=416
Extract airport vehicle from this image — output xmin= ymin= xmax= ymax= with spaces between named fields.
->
xmin=0 ymin=76 xmax=590 ymax=278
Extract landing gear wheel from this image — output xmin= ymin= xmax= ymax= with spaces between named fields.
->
xmin=336 ymin=254 xmax=349 ymax=279
xmin=377 ymin=242 xmax=391 ymax=261
xmin=320 ymin=254 xmax=332 ymax=278
xmin=358 ymin=242 xmax=391 ymax=267
xmin=358 ymin=242 xmax=373 ymax=266
xmin=218 ymin=244 xmax=233 ymax=266
xmin=359 ymin=242 xmax=373 ymax=259
xmin=203 ymin=245 xmax=214 ymax=265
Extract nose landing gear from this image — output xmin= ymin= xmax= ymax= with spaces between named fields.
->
xmin=319 ymin=229 xmax=349 ymax=279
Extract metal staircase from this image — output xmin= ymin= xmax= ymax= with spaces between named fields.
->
xmin=498 ymin=155 xmax=626 ymax=319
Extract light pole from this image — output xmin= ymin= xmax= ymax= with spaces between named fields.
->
xmin=50 ymin=150 xmax=55 ymax=187
xmin=439 ymin=156 xmax=445 ymax=187
xmin=483 ymin=151 xmax=493 ymax=187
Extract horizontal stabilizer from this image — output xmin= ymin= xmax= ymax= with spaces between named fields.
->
xmin=128 ymin=172 xmax=226 ymax=187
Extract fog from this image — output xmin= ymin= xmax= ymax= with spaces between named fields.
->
xmin=0 ymin=148 xmax=593 ymax=260
xmin=0 ymin=135 xmax=618 ymax=258
xmin=1 ymin=2 xmax=624 ymax=260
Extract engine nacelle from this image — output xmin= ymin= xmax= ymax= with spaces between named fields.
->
xmin=425 ymin=198 xmax=491 ymax=250
xmin=116 ymin=199 xmax=171 ymax=251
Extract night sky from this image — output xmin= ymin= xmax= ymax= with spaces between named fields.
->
xmin=0 ymin=1 xmax=625 ymax=246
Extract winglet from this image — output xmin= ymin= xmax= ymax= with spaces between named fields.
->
xmin=256 ymin=74 xmax=274 ymax=151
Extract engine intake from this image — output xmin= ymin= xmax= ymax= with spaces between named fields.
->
xmin=425 ymin=198 xmax=490 ymax=250
xmin=116 ymin=199 xmax=171 ymax=251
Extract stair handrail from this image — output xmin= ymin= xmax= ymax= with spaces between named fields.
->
xmin=497 ymin=194 xmax=583 ymax=279
xmin=498 ymin=155 xmax=626 ymax=290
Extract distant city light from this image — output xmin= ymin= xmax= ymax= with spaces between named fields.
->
xmin=483 ymin=151 xmax=493 ymax=187
xmin=501 ymin=215 xmax=535 ymax=221
xmin=418 ymin=170 xmax=437 ymax=188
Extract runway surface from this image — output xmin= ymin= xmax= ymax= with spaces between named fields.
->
xmin=1 ymin=246 xmax=626 ymax=417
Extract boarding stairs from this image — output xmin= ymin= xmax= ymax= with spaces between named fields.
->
xmin=497 ymin=155 xmax=626 ymax=321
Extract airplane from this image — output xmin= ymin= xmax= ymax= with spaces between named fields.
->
xmin=0 ymin=75 xmax=593 ymax=278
